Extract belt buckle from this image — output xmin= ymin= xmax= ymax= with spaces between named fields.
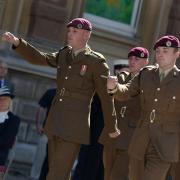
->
xmin=150 ymin=110 xmax=156 ymax=123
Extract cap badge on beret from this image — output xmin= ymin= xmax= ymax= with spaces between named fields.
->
xmin=140 ymin=52 xmax=145 ymax=58
xmin=166 ymin=40 xmax=172 ymax=47
xmin=77 ymin=23 xmax=83 ymax=29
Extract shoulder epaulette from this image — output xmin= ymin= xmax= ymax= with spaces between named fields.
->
xmin=119 ymin=71 xmax=130 ymax=76
xmin=59 ymin=45 xmax=71 ymax=52
xmin=140 ymin=65 xmax=157 ymax=72
xmin=90 ymin=51 xmax=105 ymax=59
xmin=118 ymin=71 xmax=130 ymax=83
xmin=175 ymin=65 xmax=180 ymax=72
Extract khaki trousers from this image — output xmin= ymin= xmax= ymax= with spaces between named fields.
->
xmin=47 ymin=136 xmax=80 ymax=180
xmin=103 ymin=146 xmax=133 ymax=180
xmin=103 ymin=145 xmax=116 ymax=180
xmin=129 ymin=141 xmax=171 ymax=180
xmin=168 ymin=162 xmax=180 ymax=180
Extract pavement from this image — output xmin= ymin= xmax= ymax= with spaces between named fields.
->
xmin=4 ymin=170 xmax=30 ymax=180
xmin=3 ymin=163 xmax=32 ymax=180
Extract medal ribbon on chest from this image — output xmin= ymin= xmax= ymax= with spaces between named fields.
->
xmin=80 ymin=65 xmax=87 ymax=76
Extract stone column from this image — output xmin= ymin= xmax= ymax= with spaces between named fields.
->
xmin=27 ymin=0 xmax=85 ymax=44
xmin=137 ymin=0 xmax=173 ymax=54
xmin=167 ymin=0 xmax=180 ymax=37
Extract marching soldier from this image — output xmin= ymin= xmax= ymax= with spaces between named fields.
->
xmin=99 ymin=47 xmax=149 ymax=180
xmin=107 ymin=35 xmax=180 ymax=180
xmin=1 ymin=18 xmax=120 ymax=180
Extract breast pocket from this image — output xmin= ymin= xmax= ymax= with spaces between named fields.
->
xmin=68 ymin=65 xmax=86 ymax=89
xmin=70 ymin=74 xmax=84 ymax=88
xmin=163 ymin=122 xmax=180 ymax=133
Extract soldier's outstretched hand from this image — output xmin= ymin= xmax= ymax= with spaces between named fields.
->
xmin=109 ymin=128 xmax=121 ymax=138
xmin=1 ymin=32 xmax=20 ymax=47
xmin=107 ymin=75 xmax=118 ymax=92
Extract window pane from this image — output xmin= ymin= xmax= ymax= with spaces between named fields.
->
xmin=85 ymin=0 xmax=135 ymax=25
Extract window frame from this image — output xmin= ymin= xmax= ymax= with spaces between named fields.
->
xmin=84 ymin=0 xmax=143 ymax=37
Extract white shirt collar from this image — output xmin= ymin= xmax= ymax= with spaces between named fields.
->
xmin=0 ymin=111 xmax=9 ymax=124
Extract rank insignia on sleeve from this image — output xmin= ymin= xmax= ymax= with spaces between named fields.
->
xmin=80 ymin=65 xmax=87 ymax=76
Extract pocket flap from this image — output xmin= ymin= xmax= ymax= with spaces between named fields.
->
xmin=163 ymin=123 xmax=180 ymax=133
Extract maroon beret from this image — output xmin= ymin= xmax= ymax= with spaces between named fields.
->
xmin=128 ymin=47 xmax=149 ymax=59
xmin=67 ymin=18 xmax=92 ymax=31
xmin=154 ymin=35 xmax=180 ymax=50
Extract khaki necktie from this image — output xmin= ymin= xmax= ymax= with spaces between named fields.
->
xmin=160 ymin=71 xmax=165 ymax=81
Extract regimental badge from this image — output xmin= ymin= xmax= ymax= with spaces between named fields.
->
xmin=174 ymin=71 xmax=177 ymax=76
xmin=80 ymin=65 xmax=87 ymax=76
xmin=166 ymin=40 xmax=171 ymax=47
xmin=77 ymin=23 xmax=83 ymax=29
xmin=140 ymin=52 xmax=145 ymax=58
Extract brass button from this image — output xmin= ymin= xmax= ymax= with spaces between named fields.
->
xmin=150 ymin=120 xmax=154 ymax=123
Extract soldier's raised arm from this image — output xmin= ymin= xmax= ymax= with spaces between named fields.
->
xmin=1 ymin=31 xmax=58 ymax=67
xmin=107 ymin=73 xmax=141 ymax=102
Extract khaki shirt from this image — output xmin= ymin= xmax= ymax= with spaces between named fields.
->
xmin=13 ymin=39 xmax=117 ymax=144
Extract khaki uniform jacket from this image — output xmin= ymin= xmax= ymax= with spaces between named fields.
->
xmin=99 ymin=72 xmax=141 ymax=150
xmin=115 ymin=65 xmax=180 ymax=162
xmin=13 ymin=39 xmax=117 ymax=144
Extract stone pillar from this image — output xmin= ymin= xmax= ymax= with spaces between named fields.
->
xmin=167 ymin=0 xmax=180 ymax=37
xmin=27 ymin=0 xmax=85 ymax=44
xmin=0 ymin=0 xmax=6 ymax=30
xmin=137 ymin=0 xmax=173 ymax=53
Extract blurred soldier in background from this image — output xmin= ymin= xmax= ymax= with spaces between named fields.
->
xmin=100 ymin=47 xmax=149 ymax=180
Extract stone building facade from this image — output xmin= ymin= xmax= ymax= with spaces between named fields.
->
xmin=0 ymin=0 xmax=179 ymax=176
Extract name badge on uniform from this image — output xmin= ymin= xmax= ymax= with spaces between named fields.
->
xmin=80 ymin=65 xmax=87 ymax=76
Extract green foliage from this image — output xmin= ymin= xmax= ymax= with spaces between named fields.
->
xmin=85 ymin=0 xmax=135 ymax=24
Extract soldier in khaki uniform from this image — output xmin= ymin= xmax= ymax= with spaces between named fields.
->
xmin=1 ymin=18 xmax=120 ymax=180
xmin=107 ymin=35 xmax=180 ymax=180
xmin=99 ymin=47 xmax=149 ymax=180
